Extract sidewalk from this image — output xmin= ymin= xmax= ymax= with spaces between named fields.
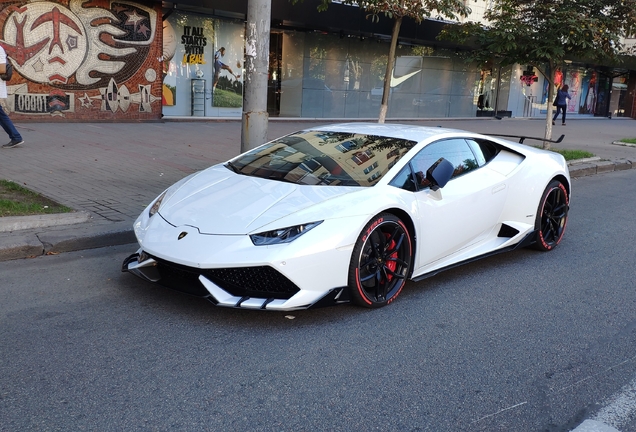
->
xmin=1 ymin=117 xmax=635 ymax=261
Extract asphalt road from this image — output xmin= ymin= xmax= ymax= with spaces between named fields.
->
xmin=1 ymin=170 xmax=636 ymax=431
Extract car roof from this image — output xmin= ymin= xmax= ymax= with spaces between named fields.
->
xmin=305 ymin=123 xmax=468 ymax=144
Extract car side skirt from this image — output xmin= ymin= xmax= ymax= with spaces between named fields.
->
xmin=411 ymin=230 xmax=537 ymax=283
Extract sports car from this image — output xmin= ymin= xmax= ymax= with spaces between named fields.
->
xmin=122 ymin=123 xmax=570 ymax=310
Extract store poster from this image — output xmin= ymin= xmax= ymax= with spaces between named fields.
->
xmin=162 ymin=20 xmax=178 ymax=106
xmin=578 ymin=71 xmax=597 ymax=114
xmin=563 ymin=70 xmax=582 ymax=113
xmin=212 ymin=21 xmax=244 ymax=108
xmin=161 ymin=13 xmax=216 ymax=116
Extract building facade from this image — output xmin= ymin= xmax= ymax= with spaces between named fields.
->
xmin=1 ymin=0 xmax=634 ymax=121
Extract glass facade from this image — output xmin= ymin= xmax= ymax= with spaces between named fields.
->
xmin=277 ymin=31 xmax=481 ymax=119
xmin=159 ymin=10 xmax=632 ymax=120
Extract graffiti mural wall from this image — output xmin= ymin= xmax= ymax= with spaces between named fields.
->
xmin=0 ymin=0 xmax=162 ymax=120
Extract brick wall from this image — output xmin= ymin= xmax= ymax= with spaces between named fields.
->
xmin=0 ymin=0 xmax=163 ymax=121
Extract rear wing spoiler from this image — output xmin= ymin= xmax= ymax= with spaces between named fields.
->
xmin=481 ymin=133 xmax=565 ymax=145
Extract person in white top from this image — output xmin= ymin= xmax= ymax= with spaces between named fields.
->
xmin=0 ymin=45 xmax=23 ymax=148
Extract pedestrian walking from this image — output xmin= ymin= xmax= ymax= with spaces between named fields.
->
xmin=552 ymin=85 xmax=572 ymax=126
xmin=0 ymin=44 xmax=23 ymax=149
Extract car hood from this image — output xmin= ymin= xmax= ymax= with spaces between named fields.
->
xmin=158 ymin=165 xmax=358 ymax=234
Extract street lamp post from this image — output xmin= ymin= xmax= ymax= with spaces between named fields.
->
xmin=241 ymin=0 xmax=271 ymax=152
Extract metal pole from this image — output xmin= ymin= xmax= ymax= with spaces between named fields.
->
xmin=241 ymin=0 xmax=271 ymax=152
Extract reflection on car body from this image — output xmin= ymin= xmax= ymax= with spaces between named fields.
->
xmin=335 ymin=140 xmax=359 ymax=153
xmin=351 ymin=149 xmax=374 ymax=165
xmin=363 ymin=161 xmax=379 ymax=174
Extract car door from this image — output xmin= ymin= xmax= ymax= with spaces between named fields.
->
xmin=408 ymin=138 xmax=508 ymax=269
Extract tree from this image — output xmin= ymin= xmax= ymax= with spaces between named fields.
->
xmin=317 ymin=0 xmax=470 ymax=123
xmin=439 ymin=0 xmax=636 ymax=148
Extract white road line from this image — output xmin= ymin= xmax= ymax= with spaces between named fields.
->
xmin=555 ymin=355 xmax=636 ymax=394
xmin=472 ymin=401 xmax=527 ymax=423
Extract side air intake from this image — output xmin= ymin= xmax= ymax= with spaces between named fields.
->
xmin=497 ymin=224 xmax=520 ymax=238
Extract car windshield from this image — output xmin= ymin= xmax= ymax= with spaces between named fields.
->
xmin=228 ymin=130 xmax=416 ymax=186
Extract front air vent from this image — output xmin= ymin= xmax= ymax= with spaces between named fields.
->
xmin=203 ymin=266 xmax=300 ymax=299
xmin=150 ymin=255 xmax=300 ymax=300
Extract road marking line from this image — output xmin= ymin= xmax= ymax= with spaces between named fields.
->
xmin=472 ymin=401 xmax=527 ymax=423
xmin=554 ymin=354 xmax=636 ymax=394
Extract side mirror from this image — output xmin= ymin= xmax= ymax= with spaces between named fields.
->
xmin=426 ymin=158 xmax=454 ymax=191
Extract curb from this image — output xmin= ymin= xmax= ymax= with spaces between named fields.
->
xmin=568 ymin=156 xmax=601 ymax=165
xmin=0 ymin=211 xmax=91 ymax=232
xmin=571 ymin=419 xmax=621 ymax=431
xmin=612 ymin=140 xmax=636 ymax=148
xmin=0 ymin=221 xmax=135 ymax=261
xmin=568 ymin=158 xmax=634 ymax=178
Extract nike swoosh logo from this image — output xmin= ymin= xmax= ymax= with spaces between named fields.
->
xmin=390 ymin=69 xmax=421 ymax=87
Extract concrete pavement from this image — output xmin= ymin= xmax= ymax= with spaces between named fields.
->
xmin=1 ymin=116 xmax=635 ymax=261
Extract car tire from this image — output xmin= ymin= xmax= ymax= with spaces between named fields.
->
xmin=348 ymin=213 xmax=413 ymax=308
xmin=534 ymin=180 xmax=569 ymax=251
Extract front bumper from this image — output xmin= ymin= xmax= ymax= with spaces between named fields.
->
xmin=122 ymin=251 xmax=351 ymax=311
xmin=123 ymin=208 xmax=366 ymax=310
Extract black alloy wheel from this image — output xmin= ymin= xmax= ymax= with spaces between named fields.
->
xmin=535 ymin=180 xmax=569 ymax=251
xmin=349 ymin=213 xmax=412 ymax=308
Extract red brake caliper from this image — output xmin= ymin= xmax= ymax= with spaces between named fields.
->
xmin=384 ymin=233 xmax=397 ymax=281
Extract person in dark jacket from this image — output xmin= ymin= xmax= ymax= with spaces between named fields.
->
xmin=552 ymin=85 xmax=572 ymax=126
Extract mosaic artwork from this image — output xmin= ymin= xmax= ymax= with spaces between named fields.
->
xmin=0 ymin=0 xmax=161 ymax=118
xmin=6 ymin=83 xmax=75 ymax=116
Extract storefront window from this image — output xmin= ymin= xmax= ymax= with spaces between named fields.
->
xmin=162 ymin=11 xmax=244 ymax=118
xmin=610 ymin=76 xmax=629 ymax=117
xmin=476 ymin=68 xmax=496 ymax=116
xmin=541 ymin=65 xmax=591 ymax=116
xmin=578 ymin=69 xmax=598 ymax=115
xmin=278 ymin=31 xmax=481 ymax=119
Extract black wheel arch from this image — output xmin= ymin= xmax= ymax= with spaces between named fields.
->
xmin=552 ymin=174 xmax=571 ymax=199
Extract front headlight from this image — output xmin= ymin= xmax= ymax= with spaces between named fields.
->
xmin=250 ymin=221 xmax=323 ymax=245
xmin=147 ymin=172 xmax=198 ymax=218
xmin=148 ymin=191 xmax=167 ymax=217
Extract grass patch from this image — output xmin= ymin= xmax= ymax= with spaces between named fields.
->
xmin=0 ymin=180 xmax=73 ymax=217
xmin=212 ymin=88 xmax=243 ymax=108
xmin=551 ymin=148 xmax=595 ymax=161
xmin=619 ymin=138 xmax=636 ymax=144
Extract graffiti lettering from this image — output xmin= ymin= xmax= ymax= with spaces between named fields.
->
xmin=183 ymin=54 xmax=206 ymax=64
xmin=181 ymin=26 xmax=206 ymax=64
xmin=184 ymin=44 xmax=205 ymax=55
xmin=180 ymin=36 xmax=206 ymax=47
